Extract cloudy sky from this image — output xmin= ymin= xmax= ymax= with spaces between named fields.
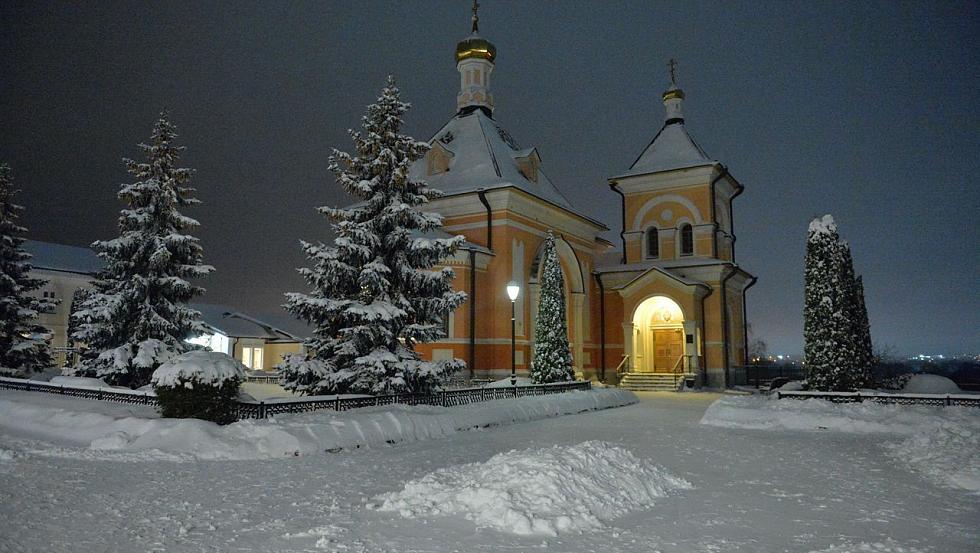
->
xmin=2 ymin=0 xmax=977 ymax=356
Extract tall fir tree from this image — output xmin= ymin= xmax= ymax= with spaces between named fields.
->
xmin=853 ymin=275 xmax=874 ymax=371
xmin=280 ymin=76 xmax=467 ymax=395
xmin=529 ymin=232 xmax=574 ymax=383
xmin=803 ymin=215 xmax=871 ymax=390
xmin=72 ymin=113 xmax=213 ymax=388
xmin=0 ymin=164 xmax=55 ymax=376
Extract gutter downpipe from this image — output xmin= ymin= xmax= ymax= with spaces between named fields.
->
xmin=720 ymin=264 xmax=739 ymax=388
xmin=471 ymin=189 xmax=493 ymax=381
xmin=468 ymin=249 xmax=477 ymax=380
xmin=698 ymin=286 xmax=713 ymax=388
xmin=477 ymin=188 xmax=493 ymax=251
xmin=709 ymin=165 xmax=728 ymax=258
xmin=593 ymin=273 xmax=606 ymax=382
xmin=728 ymin=180 xmax=744 ymax=262
xmin=742 ymin=275 xmax=758 ymax=366
xmin=608 ymin=181 xmax=627 ymax=264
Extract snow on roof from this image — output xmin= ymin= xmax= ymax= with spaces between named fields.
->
xmin=410 ymin=110 xmax=605 ymax=229
xmin=192 ymin=304 xmax=303 ymax=341
xmin=410 ymin=227 xmax=491 ymax=254
xmin=22 ymin=240 xmax=102 ymax=275
xmin=617 ymin=121 xmax=715 ymax=178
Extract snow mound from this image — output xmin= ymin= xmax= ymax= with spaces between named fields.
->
xmin=375 ymin=440 xmax=691 ymax=536
xmin=901 ymin=374 xmax=960 ymax=394
xmin=49 ymin=376 xmax=114 ymax=389
xmin=0 ymin=388 xmax=636 ymax=461
xmin=701 ymin=396 xmax=980 ymax=493
xmin=778 ymin=380 xmax=804 ymax=391
xmin=151 ymin=351 xmax=246 ymax=387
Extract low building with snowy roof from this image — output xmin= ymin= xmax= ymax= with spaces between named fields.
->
xmin=189 ymin=304 xmax=305 ymax=372
xmin=23 ymin=240 xmax=102 ymax=366
xmin=23 ymin=240 xmax=306 ymax=372
xmin=405 ymin=6 xmax=755 ymax=390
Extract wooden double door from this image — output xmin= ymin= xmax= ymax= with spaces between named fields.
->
xmin=636 ymin=327 xmax=685 ymax=373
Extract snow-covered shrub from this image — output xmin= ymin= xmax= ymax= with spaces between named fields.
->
xmin=877 ymin=372 xmax=914 ymax=391
xmin=901 ymin=374 xmax=960 ymax=394
xmin=529 ymin=231 xmax=574 ymax=383
xmin=151 ymin=351 xmax=246 ymax=425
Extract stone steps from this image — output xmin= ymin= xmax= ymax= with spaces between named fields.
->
xmin=619 ymin=373 xmax=685 ymax=392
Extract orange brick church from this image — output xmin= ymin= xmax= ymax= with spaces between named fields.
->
xmin=413 ymin=9 xmax=755 ymax=390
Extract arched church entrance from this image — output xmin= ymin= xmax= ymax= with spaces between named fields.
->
xmin=631 ymin=296 xmax=686 ymax=373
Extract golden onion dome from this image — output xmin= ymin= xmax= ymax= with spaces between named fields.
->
xmin=662 ymin=85 xmax=685 ymax=102
xmin=456 ymin=35 xmax=496 ymax=64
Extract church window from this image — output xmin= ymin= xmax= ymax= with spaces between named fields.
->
xmin=646 ymin=228 xmax=659 ymax=259
xmin=680 ymin=224 xmax=694 ymax=256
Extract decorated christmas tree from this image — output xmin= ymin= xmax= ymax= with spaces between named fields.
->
xmin=71 ymin=113 xmax=212 ymax=388
xmin=280 ymin=76 xmax=467 ymax=395
xmin=529 ymin=232 xmax=574 ymax=383
xmin=0 ymin=164 xmax=55 ymax=376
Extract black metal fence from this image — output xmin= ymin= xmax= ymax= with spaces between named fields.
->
xmin=0 ymin=377 xmax=158 ymax=406
xmin=775 ymin=390 xmax=980 ymax=407
xmin=0 ymin=376 xmax=592 ymax=420
xmin=732 ymin=365 xmax=805 ymax=388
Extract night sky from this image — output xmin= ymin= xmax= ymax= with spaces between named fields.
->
xmin=2 ymin=1 xmax=977 ymax=356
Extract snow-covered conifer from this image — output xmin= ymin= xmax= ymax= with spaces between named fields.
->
xmin=803 ymin=215 xmax=870 ymax=391
xmin=529 ymin=232 xmax=574 ymax=383
xmin=0 ymin=164 xmax=55 ymax=376
xmin=281 ymin=76 xmax=467 ymax=395
xmin=71 ymin=113 xmax=213 ymax=388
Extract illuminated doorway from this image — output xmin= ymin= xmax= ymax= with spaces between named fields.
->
xmin=631 ymin=296 xmax=685 ymax=373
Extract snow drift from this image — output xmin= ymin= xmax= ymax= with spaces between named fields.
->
xmin=0 ymin=388 xmax=636 ymax=461
xmin=374 ymin=440 xmax=691 ymax=536
xmin=701 ymin=396 xmax=980 ymax=494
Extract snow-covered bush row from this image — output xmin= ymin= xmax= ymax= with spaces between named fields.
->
xmin=701 ymin=396 xmax=980 ymax=493
xmin=0 ymin=388 xmax=636 ymax=461
xmin=151 ymin=351 xmax=246 ymax=425
xmin=374 ymin=440 xmax=691 ymax=536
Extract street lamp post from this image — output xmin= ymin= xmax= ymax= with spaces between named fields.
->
xmin=506 ymin=281 xmax=520 ymax=387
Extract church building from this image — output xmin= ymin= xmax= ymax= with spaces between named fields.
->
xmin=413 ymin=7 xmax=756 ymax=390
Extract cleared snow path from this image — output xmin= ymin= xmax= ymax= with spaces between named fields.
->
xmin=0 ymin=393 xmax=976 ymax=552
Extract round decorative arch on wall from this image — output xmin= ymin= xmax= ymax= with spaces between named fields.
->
xmin=528 ymin=234 xmax=585 ymax=294
xmin=632 ymin=194 xmax=704 ymax=231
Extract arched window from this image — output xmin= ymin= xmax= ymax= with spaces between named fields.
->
xmin=645 ymin=228 xmax=659 ymax=259
xmin=679 ymin=224 xmax=694 ymax=256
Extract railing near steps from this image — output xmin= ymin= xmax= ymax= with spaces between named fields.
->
xmin=775 ymin=389 xmax=980 ymax=407
xmin=0 ymin=376 xmax=593 ymax=420
xmin=614 ymin=355 xmax=630 ymax=375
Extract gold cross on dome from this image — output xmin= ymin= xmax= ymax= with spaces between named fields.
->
xmin=668 ymin=58 xmax=678 ymax=85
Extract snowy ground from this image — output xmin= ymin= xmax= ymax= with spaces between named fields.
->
xmin=1 ymin=391 xmax=977 ymax=552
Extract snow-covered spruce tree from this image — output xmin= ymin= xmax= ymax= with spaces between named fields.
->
xmin=280 ymin=76 xmax=467 ymax=396
xmin=529 ymin=232 xmax=574 ymax=383
xmin=0 ymin=164 xmax=55 ymax=376
xmin=802 ymin=215 xmax=868 ymax=391
xmin=71 ymin=113 xmax=213 ymax=388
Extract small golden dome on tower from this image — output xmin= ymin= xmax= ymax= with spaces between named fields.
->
xmin=456 ymin=1 xmax=496 ymax=64
xmin=455 ymin=35 xmax=497 ymax=63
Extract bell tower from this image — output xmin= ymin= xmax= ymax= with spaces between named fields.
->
xmin=455 ymin=1 xmax=496 ymax=115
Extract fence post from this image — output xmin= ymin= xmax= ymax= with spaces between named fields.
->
xmin=776 ymin=391 xmax=781 ymax=400
xmin=259 ymin=401 xmax=266 ymax=419
xmin=512 ymin=386 xmax=518 ymax=398
xmin=440 ymin=391 xmax=447 ymax=407
xmin=946 ymin=394 xmax=951 ymax=406
xmin=334 ymin=395 xmax=341 ymax=411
